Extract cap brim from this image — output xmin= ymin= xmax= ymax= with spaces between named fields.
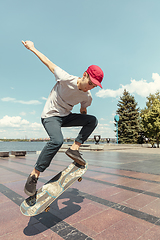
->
xmin=90 ymin=76 xmax=103 ymax=88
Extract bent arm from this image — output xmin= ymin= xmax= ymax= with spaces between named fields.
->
xmin=22 ymin=40 xmax=56 ymax=74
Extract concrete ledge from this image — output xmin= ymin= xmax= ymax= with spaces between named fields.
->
xmin=0 ymin=152 xmax=9 ymax=157
xmin=11 ymin=151 xmax=26 ymax=157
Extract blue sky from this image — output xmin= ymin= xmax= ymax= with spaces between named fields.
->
xmin=1 ymin=0 xmax=160 ymax=139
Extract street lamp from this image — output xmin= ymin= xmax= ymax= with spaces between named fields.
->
xmin=114 ymin=115 xmax=119 ymax=144
xmin=94 ymin=135 xmax=101 ymax=144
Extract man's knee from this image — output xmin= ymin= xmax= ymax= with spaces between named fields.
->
xmin=90 ymin=115 xmax=98 ymax=128
xmin=49 ymin=137 xmax=63 ymax=149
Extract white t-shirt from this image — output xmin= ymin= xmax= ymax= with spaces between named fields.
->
xmin=41 ymin=66 xmax=92 ymax=118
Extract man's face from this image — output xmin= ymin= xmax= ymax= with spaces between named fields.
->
xmin=79 ymin=72 xmax=97 ymax=92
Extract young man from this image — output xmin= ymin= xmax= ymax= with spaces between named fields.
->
xmin=22 ymin=40 xmax=104 ymax=196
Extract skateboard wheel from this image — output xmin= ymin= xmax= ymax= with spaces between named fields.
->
xmin=45 ymin=206 xmax=50 ymax=212
xmin=78 ymin=177 xmax=82 ymax=182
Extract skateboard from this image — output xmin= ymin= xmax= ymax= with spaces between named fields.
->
xmin=20 ymin=161 xmax=88 ymax=216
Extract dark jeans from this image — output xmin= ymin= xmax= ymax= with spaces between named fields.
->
xmin=35 ymin=113 xmax=98 ymax=172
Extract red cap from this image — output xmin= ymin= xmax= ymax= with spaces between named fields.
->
xmin=86 ymin=65 xmax=104 ymax=88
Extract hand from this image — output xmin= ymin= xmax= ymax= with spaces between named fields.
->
xmin=80 ymin=107 xmax=87 ymax=114
xmin=22 ymin=40 xmax=34 ymax=50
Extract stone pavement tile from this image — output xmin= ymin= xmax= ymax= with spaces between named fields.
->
xmin=71 ymin=179 xmax=108 ymax=194
xmin=0 ymin=198 xmax=17 ymax=214
xmin=0 ymin=230 xmax=45 ymax=240
xmin=138 ymin=182 xmax=160 ymax=191
xmin=30 ymin=222 xmax=64 ymax=240
xmin=88 ymin=166 xmax=107 ymax=172
xmin=146 ymin=185 xmax=160 ymax=194
xmin=73 ymin=222 xmax=97 ymax=239
xmin=88 ymin=166 xmax=122 ymax=174
xmin=4 ymin=180 xmax=27 ymax=196
xmin=78 ymin=208 xmax=127 ymax=234
xmin=130 ymin=172 xmax=160 ymax=181
xmin=90 ymin=201 xmax=109 ymax=210
xmin=141 ymin=199 xmax=160 ymax=218
xmin=0 ymin=171 xmax=24 ymax=184
xmin=94 ymin=186 xmax=125 ymax=199
xmin=64 ymin=202 xmax=109 ymax=225
xmin=0 ymin=169 xmax=10 ymax=176
xmin=124 ymin=193 xmax=158 ymax=208
xmin=84 ymin=171 xmax=107 ymax=178
xmin=114 ymin=169 xmax=140 ymax=177
xmin=92 ymin=173 xmax=115 ymax=181
xmin=119 ymin=202 xmax=142 ymax=211
xmin=0 ymin=206 xmax=33 ymax=236
xmin=1 ymin=174 xmax=25 ymax=184
xmin=0 ymin=226 xmax=51 ymax=240
xmin=93 ymin=215 xmax=154 ymax=240
xmin=101 ymin=175 xmax=134 ymax=185
xmin=0 ymin=192 xmax=11 ymax=203
xmin=138 ymin=224 xmax=160 ymax=240
xmin=122 ymin=179 xmax=159 ymax=191
xmin=106 ymin=189 xmax=139 ymax=204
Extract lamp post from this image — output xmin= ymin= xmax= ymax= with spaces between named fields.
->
xmin=94 ymin=135 xmax=101 ymax=144
xmin=114 ymin=115 xmax=119 ymax=144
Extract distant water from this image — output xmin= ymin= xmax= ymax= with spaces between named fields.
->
xmin=0 ymin=141 xmax=103 ymax=153
xmin=0 ymin=141 xmax=47 ymax=152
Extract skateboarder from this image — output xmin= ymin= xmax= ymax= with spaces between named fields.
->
xmin=22 ymin=40 xmax=104 ymax=196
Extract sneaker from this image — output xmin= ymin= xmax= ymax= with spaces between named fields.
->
xmin=24 ymin=174 xmax=38 ymax=196
xmin=65 ymin=148 xmax=86 ymax=166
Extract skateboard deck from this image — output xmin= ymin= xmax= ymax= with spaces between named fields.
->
xmin=20 ymin=161 xmax=88 ymax=216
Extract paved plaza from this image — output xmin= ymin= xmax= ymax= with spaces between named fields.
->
xmin=0 ymin=145 xmax=160 ymax=239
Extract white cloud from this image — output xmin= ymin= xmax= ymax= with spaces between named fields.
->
xmin=42 ymin=97 xmax=47 ymax=100
xmin=30 ymin=122 xmax=41 ymax=129
xmin=2 ymin=97 xmax=16 ymax=102
xmin=1 ymin=97 xmax=41 ymax=105
xmin=96 ymin=73 xmax=160 ymax=98
xmin=0 ymin=115 xmax=44 ymax=138
xmin=0 ymin=115 xmax=29 ymax=128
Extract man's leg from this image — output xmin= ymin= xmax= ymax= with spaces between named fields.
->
xmin=34 ymin=117 xmax=64 ymax=172
xmin=62 ymin=113 xmax=98 ymax=164
xmin=24 ymin=116 xmax=64 ymax=196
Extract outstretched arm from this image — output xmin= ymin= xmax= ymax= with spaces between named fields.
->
xmin=22 ymin=40 xmax=57 ymax=74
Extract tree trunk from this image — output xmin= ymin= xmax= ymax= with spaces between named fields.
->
xmin=156 ymin=137 xmax=159 ymax=148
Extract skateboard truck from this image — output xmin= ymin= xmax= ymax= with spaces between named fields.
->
xmin=45 ymin=206 xmax=50 ymax=212
xmin=78 ymin=177 xmax=82 ymax=182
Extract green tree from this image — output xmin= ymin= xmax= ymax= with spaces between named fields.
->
xmin=145 ymin=91 xmax=160 ymax=109
xmin=141 ymin=94 xmax=160 ymax=148
xmin=115 ymin=89 xmax=140 ymax=144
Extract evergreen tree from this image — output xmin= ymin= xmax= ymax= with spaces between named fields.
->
xmin=141 ymin=91 xmax=160 ymax=148
xmin=115 ymin=89 xmax=140 ymax=143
